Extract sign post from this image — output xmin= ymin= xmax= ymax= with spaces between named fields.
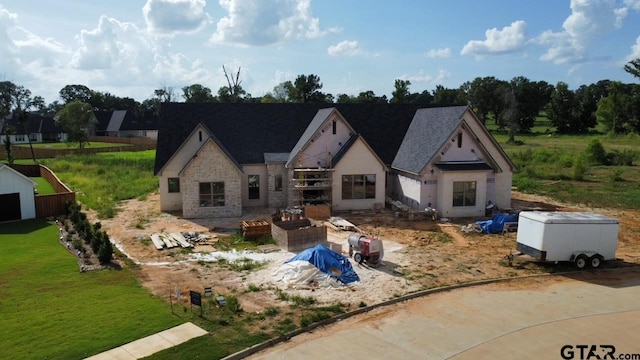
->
xmin=190 ymin=290 xmax=203 ymax=317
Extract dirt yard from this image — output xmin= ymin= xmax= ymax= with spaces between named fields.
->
xmin=88 ymin=191 xmax=640 ymax=316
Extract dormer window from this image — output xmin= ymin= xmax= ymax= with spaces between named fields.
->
xmin=332 ymin=120 xmax=336 ymax=135
xmin=199 ymin=131 xmax=203 ymax=142
xmin=457 ymin=132 xmax=462 ymax=148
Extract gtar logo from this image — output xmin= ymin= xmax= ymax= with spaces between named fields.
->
xmin=560 ymin=345 xmax=616 ymax=360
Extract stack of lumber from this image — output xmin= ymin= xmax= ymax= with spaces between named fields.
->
xmin=169 ymin=233 xmax=193 ymax=247
xmin=241 ymin=219 xmax=271 ymax=239
xmin=150 ymin=234 xmax=164 ymax=250
xmin=149 ymin=233 xmax=194 ymax=250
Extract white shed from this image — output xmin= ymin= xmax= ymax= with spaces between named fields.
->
xmin=0 ymin=164 xmax=37 ymax=221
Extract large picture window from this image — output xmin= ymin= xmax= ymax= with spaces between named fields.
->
xmin=167 ymin=178 xmax=180 ymax=193
xmin=342 ymin=174 xmax=376 ymax=200
xmin=453 ymin=181 xmax=476 ymax=207
xmin=248 ymin=175 xmax=260 ymax=199
xmin=199 ymin=182 xmax=225 ymax=207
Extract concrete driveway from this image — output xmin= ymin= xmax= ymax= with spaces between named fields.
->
xmin=248 ymin=269 xmax=640 ymax=360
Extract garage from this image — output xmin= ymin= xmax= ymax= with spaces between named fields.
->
xmin=0 ymin=193 xmax=22 ymax=222
xmin=0 ymin=164 xmax=37 ymax=221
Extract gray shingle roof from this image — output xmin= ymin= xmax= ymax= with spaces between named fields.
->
xmin=154 ymin=103 xmax=424 ymax=175
xmin=392 ymin=106 xmax=469 ymax=174
xmin=107 ymin=110 xmax=126 ymax=132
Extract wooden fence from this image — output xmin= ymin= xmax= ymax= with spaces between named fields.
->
xmin=0 ymin=136 xmax=155 ymax=160
xmin=10 ymin=164 xmax=76 ymax=218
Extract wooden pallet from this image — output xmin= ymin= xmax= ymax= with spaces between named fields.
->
xmin=241 ymin=219 xmax=271 ymax=239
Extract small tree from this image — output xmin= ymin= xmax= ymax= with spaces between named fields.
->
xmin=572 ymin=156 xmax=587 ymax=181
xmin=55 ymin=101 xmax=95 ymax=149
xmin=97 ymin=231 xmax=113 ymax=264
xmin=585 ymin=139 xmax=607 ymax=165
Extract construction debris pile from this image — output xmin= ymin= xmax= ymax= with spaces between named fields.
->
xmin=149 ymin=232 xmax=211 ymax=250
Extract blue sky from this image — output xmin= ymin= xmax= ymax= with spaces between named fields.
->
xmin=1 ymin=0 xmax=639 ymax=104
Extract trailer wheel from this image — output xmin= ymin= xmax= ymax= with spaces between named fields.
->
xmin=354 ymin=253 xmax=364 ymax=264
xmin=575 ymin=254 xmax=588 ymax=269
xmin=589 ymin=255 xmax=604 ymax=268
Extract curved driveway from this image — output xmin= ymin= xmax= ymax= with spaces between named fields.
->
xmin=248 ymin=269 xmax=640 ymax=360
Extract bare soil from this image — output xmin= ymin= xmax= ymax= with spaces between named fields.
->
xmin=87 ymin=191 xmax=640 ymax=323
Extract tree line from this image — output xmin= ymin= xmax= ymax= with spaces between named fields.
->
xmin=1 ymin=59 xmax=639 ymax=147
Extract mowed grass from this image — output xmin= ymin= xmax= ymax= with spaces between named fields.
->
xmin=17 ymin=150 xmax=158 ymax=218
xmin=0 ymin=219 xmax=181 ymax=360
xmin=32 ymin=177 xmax=57 ymax=195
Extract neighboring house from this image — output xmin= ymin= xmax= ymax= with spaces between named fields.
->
xmin=92 ymin=110 xmax=158 ymax=139
xmin=0 ymin=164 xmax=37 ymax=222
xmin=0 ymin=113 xmax=67 ymax=145
xmin=154 ymin=104 xmax=515 ymax=219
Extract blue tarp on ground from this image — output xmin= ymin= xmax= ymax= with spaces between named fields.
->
xmin=476 ymin=213 xmax=518 ymax=234
xmin=287 ymin=244 xmax=360 ymax=284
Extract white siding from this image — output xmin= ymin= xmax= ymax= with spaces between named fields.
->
xmin=0 ymin=167 xmax=36 ymax=220
xmin=396 ymin=174 xmax=422 ymax=210
xmin=461 ymin=111 xmax=513 ymax=209
xmin=437 ymin=170 xmax=489 ymax=218
xmin=332 ymin=138 xmax=386 ymax=211
xmin=294 ymin=117 xmax=352 ymax=168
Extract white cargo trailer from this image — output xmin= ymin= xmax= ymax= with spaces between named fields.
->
xmin=516 ymin=211 xmax=619 ymax=269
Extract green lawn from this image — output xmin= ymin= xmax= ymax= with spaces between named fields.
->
xmin=32 ymin=177 xmax=56 ymax=195
xmin=16 ymin=150 xmax=158 ymax=218
xmin=0 ymin=219 xmax=181 ymax=360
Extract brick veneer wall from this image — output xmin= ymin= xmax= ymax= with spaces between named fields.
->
xmin=266 ymin=163 xmax=288 ymax=208
xmin=181 ymin=141 xmax=242 ymax=217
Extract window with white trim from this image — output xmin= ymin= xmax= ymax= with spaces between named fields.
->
xmin=452 ymin=181 xmax=476 ymax=207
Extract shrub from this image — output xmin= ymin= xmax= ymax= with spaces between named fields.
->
xmin=585 ymin=139 xmax=607 ymax=165
xmin=609 ymin=168 xmax=624 ymax=182
xmin=572 ymin=156 xmax=587 ymax=181
xmin=97 ymin=232 xmax=113 ymax=264
xmin=607 ymin=149 xmax=636 ymax=166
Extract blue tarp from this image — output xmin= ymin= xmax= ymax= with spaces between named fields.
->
xmin=287 ymin=244 xmax=360 ymax=284
xmin=476 ymin=213 xmax=518 ymax=234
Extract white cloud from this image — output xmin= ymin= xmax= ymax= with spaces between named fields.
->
xmin=70 ymin=16 xmax=149 ymax=71
xmin=461 ymin=20 xmax=527 ymax=57
xmin=624 ymin=0 xmax=640 ymax=10
xmin=400 ymin=69 xmax=450 ymax=85
xmin=143 ymin=0 xmax=211 ymax=35
xmin=328 ymin=40 xmax=362 ymax=56
xmin=0 ymin=6 xmax=20 ymax=76
xmin=626 ymin=36 xmax=640 ymax=61
xmin=425 ymin=47 xmax=452 ymax=59
xmin=537 ymin=0 xmax=629 ymax=64
xmin=211 ymin=0 xmax=337 ymax=46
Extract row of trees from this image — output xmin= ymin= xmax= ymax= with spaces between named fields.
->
xmin=2 ymin=59 xmax=640 ymax=146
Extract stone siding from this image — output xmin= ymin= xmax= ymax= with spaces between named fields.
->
xmin=182 ymin=141 xmax=242 ymax=217
xmin=267 ymin=163 xmax=289 ymax=208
